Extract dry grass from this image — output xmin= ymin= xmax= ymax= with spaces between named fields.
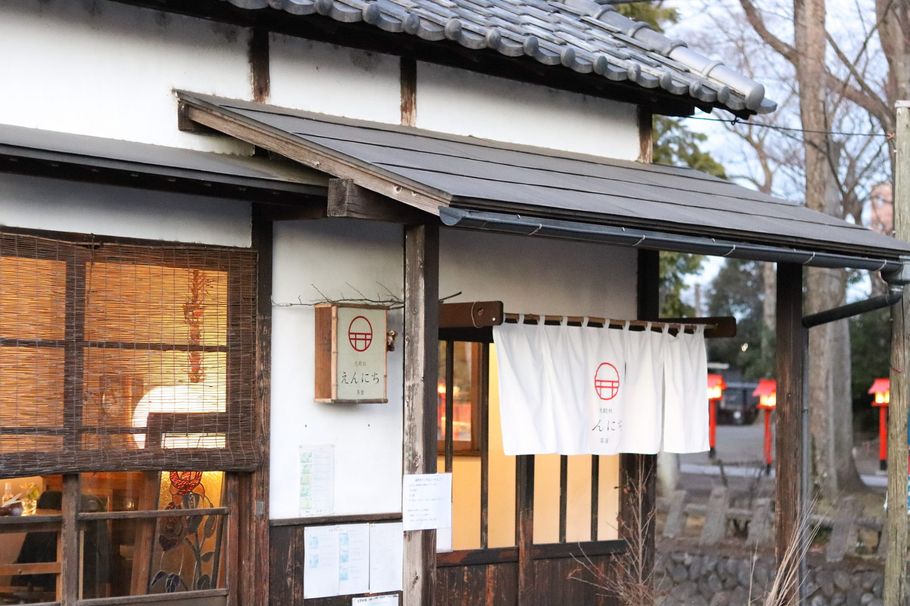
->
xmin=569 ymin=463 xmax=663 ymax=604
xmin=760 ymin=498 xmax=820 ymax=606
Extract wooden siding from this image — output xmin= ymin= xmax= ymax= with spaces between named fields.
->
xmin=271 ymin=522 xmax=620 ymax=606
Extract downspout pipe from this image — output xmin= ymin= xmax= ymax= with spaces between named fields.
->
xmin=802 ymin=292 xmax=903 ymax=328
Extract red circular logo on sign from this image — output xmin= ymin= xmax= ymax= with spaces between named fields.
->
xmin=348 ymin=315 xmax=373 ymax=352
xmin=594 ymin=362 xmax=620 ymax=401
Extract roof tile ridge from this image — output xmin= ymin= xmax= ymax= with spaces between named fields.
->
xmin=550 ymin=0 xmax=769 ymax=112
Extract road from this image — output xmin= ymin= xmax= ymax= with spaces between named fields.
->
xmin=678 ymin=419 xmax=886 ymax=489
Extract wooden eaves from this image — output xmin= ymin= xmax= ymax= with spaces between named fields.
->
xmin=177 ymin=91 xmax=450 ymax=216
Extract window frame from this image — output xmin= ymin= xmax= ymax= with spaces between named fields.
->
xmin=0 ymin=230 xmax=257 ymax=605
xmin=0 ymin=232 xmax=258 ymax=476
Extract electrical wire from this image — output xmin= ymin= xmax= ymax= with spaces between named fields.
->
xmin=681 ymin=114 xmax=891 ymax=138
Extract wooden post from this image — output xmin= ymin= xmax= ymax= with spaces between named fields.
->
xmin=403 ymin=223 xmax=440 ymax=606
xmin=516 ymin=455 xmax=535 ymax=606
xmin=618 ymin=248 xmax=659 ymax=597
xmin=775 ymin=262 xmax=804 ymax=606
xmin=60 ymin=475 xmax=80 ymax=604
xmin=885 ymin=100 xmax=910 ymax=605
xmin=242 ymin=207 xmax=273 ymax=606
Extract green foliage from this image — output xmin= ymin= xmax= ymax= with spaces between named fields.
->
xmin=705 ymin=259 xmax=772 ymax=380
xmin=653 ymin=117 xmax=727 ymax=179
xmin=617 ymin=2 xmax=678 ymax=30
xmin=659 ymin=252 xmax=701 ymax=317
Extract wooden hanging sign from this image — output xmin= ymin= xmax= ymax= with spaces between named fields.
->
xmin=315 ymin=303 xmax=388 ymax=403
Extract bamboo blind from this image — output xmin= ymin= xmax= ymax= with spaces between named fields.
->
xmin=0 ymin=233 xmax=258 ymax=476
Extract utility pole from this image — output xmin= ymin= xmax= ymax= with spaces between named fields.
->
xmin=885 ymin=100 xmax=910 ymax=605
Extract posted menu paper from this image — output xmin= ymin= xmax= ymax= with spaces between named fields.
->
xmin=302 ymin=524 xmax=369 ymax=599
xmin=369 ymin=523 xmax=403 ymax=593
xmin=402 ymin=473 xmax=452 ymax=532
xmin=353 ymin=596 xmax=399 ymax=606
xmin=299 ymin=444 xmax=334 ymax=516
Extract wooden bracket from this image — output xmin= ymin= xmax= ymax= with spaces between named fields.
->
xmin=327 ymin=178 xmax=430 ymax=223
xmin=177 ymin=101 xmax=220 ymax=135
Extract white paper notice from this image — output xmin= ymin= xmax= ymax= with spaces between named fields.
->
xmin=352 ymin=596 xmax=399 ymax=606
xmin=303 ymin=526 xmax=339 ymax=599
xmin=303 ymin=523 xmax=370 ymax=598
xmin=435 ymin=526 xmax=452 ymax=553
xmin=402 ymin=473 xmax=452 ymax=532
xmin=299 ymin=444 xmax=334 ymax=517
xmin=369 ymin=522 xmax=403 ymax=593
xmin=337 ymin=524 xmax=370 ymax=595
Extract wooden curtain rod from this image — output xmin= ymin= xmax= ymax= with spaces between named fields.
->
xmin=436 ymin=302 xmax=736 ymax=339
xmin=502 ymin=313 xmax=736 ymax=339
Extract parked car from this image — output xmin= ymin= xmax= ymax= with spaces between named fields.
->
xmin=716 ymin=370 xmax=759 ymax=425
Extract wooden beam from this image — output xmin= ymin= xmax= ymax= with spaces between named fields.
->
xmin=479 ymin=342 xmax=490 ymax=550
xmin=439 ymin=301 xmax=504 ymax=329
xmin=250 ymin=28 xmax=270 ymax=102
xmin=239 ymin=207 xmax=274 ymax=606
xmin=885 ymin=100 xmax=910 ymax=604
xmin=403 ymin=223 xmax=440 ymax=606
xmin=638 ymin=108 xmax=654 ymax=164
xmin=327 ymin=178 xmax=431 ymax=223
xmin=775 ymin=262 xmax=804 ymax=605
xmin=401 ymin=56 xmax=417 ymax=127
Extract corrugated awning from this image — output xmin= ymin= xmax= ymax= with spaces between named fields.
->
xmin=176 ymin=91 xmax=910 ymax=272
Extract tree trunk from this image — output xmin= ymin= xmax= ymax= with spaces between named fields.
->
xmin=761 ymin=262 xmax=776 ymax=374
xmin=794 ymin=0 xmax=861 ymax=499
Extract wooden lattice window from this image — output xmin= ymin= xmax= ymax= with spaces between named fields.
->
xmin=0 ymin=233 xmax=258 ymax=476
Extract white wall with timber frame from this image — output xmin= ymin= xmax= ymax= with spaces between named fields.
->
xmin=0 ymin=172 xmax=252 ymax=247
xmin=269 ymin=219 xmax=407 ymax=518
xmin=0 ymin=0 xmax=253 ymax=154
xmin=268 ymin=33 xmax=403 ymax=124
xmin=0 ymin=1 xmax=644 ymax=162
xmin=416 ymin=62 xmax=641 ymax=159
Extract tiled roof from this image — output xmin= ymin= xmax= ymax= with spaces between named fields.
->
xmin=221 ymin=0 xmax=776 ymax=116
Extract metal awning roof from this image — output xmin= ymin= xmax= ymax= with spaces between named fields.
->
xmin=177 ymin=91 xmax=910 ymax=271
xmin=0 ymin=123 xmax=327 ymax=196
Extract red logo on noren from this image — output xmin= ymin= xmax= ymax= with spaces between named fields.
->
xmin=348 ymin=315 xmax=373 ymax=352
xmin=594 ymin=362 xmax=620 ymax=400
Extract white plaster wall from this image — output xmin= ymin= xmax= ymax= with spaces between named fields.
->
xmin=0 ymin=173 xmax=251 ymax=247
xmin=270 ymin=220 xmax=405 ymax=518
xmin=416 ymin=63 xmax=641 ymax=160
xmin=0 ymin=0 xmax=252 ymax=154
xmin=269 ymin=34 xmax=402 ymax=124
xmin=440 ymin=229 xmax=637 ymax=318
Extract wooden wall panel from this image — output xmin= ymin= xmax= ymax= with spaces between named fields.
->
xmin=531 ymin=556 xmax=619 ymax=606
xmin=269 ymin=524 xmax=403 ymax=606
xmin=434 ymin=563 xmax=517 ymax=606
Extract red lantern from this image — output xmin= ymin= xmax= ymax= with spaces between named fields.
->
xmin=707 ymin=374 xmax=726 ymax=458
xmin=753 ymin=379 xmax=776 ymax=474
xmin=868 ymin=378 xmax=890 ymax=471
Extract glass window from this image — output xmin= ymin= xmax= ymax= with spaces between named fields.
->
xmin=77 ymin=472 xmax=226 ymax=599
xmin=437 ymin=341 xmax=482 ymax=454
xmin=0 ymin=475 xmax=64 ymax=605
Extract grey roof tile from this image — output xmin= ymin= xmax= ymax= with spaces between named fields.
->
xmin=220 ymin=0 xmax=775 ymax=115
